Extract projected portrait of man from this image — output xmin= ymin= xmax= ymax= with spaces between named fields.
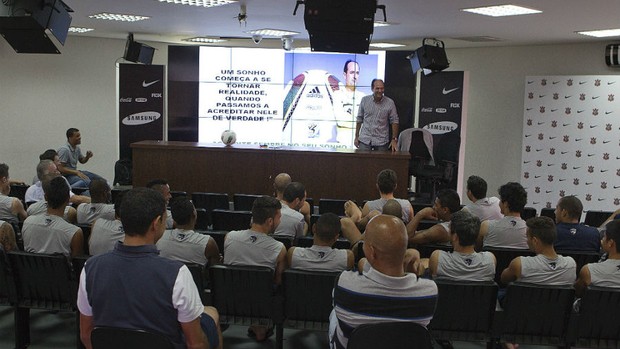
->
xmin=335 ymin=60 xmax=367 ymax=144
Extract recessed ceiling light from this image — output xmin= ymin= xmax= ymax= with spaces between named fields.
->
xmin=462 ymin=4 xmax=541 ymax=17
xmin=157 ymin=0 xmax=237 ymax=7
xmin=89 ymin=13 xmax=150 ymax=22
xmin=370 ymin=42 xmax=405 ymax=48
xmin=183 ymin=37 xmax=228 ymax=43
xmin=577 ymin=29 xmax=620 ymax=38
xmin=245 ymin=29 xmax=299 ymax=37
xmin=69 ymin=27 xmax=94 ymax=33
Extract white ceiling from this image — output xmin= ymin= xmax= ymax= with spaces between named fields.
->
xmin=65 ymin=0 xmax=620 ymax=50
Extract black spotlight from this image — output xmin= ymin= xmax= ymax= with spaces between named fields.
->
xmin=408 ymin=38 xmax=449 ymax=75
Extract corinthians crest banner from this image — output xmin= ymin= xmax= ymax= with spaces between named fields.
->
xmin=118 ymin=64 xmax=164 ymax=159
xmin=521 ymin=76 xmax=620 ymax=214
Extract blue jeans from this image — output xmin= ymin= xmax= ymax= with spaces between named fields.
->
xmin=358 ymin=141 xmax=389 ymax=151
xmin=64 ymin=170 xmax=104 ymax=189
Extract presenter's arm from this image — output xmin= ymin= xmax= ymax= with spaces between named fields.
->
xmin=79 ymin=314 xmax=94 ymax=349
xmin=390 ymin=123 xmax=399 ymax=152
xmin=354 ymin=122 xmax=362 ymax=148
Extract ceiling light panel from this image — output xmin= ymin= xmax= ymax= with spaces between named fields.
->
xmin=369 ymin=43 xmax=405 ymax=48
xmin=245 ymin=29 xmax=299 ymax=37
xmin=158 ymin=0 xmax=237 ymax=8
xmin=69 ymin=27 xmax=94 ymax=33
xmin=577 ymin=29 xmax=620 ymax=38
xmin=183 ymin=37 xmax=228 ymax=43
xmin=462 ymin=4 xmax=541 ymax=17
xmin=89 ymin=13 xmax=150 ymax=22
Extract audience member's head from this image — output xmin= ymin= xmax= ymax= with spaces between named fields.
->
xmin=170 ymin=196 xmax=196 ymax=226
xmin=120 ymin=188 xmax=166 ymax=237
xmin=36 ymin=160 xmax=59 ymax=181
xmin=382 ymin=199 xmax=402 ymax=220
xmin=314 ymin=213 xmax=341 ymax=243
xmin=0 ymin=163 xmax=8 ymax=180
xmin=435 ymin=189 xmax=461 ymax=218
xmin=376 ymin=169 xmax=397 ymax=194
xmin=526 ymin=216 xmax=556 ymax=247
xmin=113 ymin=191 xmax=125 ymax=219
xmin=467 ymin=175 xmax=487 ymax=200
xmin=498 ymin=182 xmax=527 ymax=213
xmin=39 ymin=149 xmax=58 ymax=161
xmin=66 ymin=127 xmax=79 ymax=141
xmin=89 ymin=179 xmax=111 ymax=204
xmin=283 ymin=182 xmax=306 ymax=209
xmin=251 ymin=195 xmax=282 ymax=225
xmin=450 ymin=210 xmax=481 ymax=247
xmin=0 ymin=163 xmax=8 ymax=193
xmin=273 ymin=173 xmax=291 ymax=198
xmin=364 ymin=215 xmax=407 ymax=270
xmin=42 ymin=176 xmax=70 ymax=209
xmin=146 ymin=179 xmax=171 ymax=204
xmin=604 ymin=220 xmax=620 ymax=254
xmin=555 ymin=196 xmax=582 ymax=222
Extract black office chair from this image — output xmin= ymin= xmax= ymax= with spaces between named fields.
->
xmin=347 ymin=322 xmax=434 ymax=349
xmin=91 ymin=327 xmax=174 ymax=349
xmin=572 ymin=286 xmax=620 ymax=348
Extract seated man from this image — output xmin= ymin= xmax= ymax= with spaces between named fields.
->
xmin=575 ymin=220 xmax=620 ymax=296
xmin=25 ymin=158 xmax=90 ymax=206
xmin=0 ymin=163 xmax=27 ymax=225
xmin=273 ymin=172 xmax=311 ymax=226
xmin=223 ymin=195 xmax=287 ymax=341
xmin=22 ymin=177 xmax=83 ymax=257
xmin=77 ymin=188 xmax=222 ymax=349
xmin=287 ymin=213 xmax=354 ymax=271
xmin=273 ymin=182 xmax=306 ymax=239
xmin=57 ymin=128 xmax=105 ymax=189
xmin=0 ymin=220 xmax=17 ymax=252
xmin=157 ymin=197 xmax=221 ymax=266
xmin=350 ymin=169 xmax=414 ymax=227
xmin=77 ymin=179 xmax=115 ymax=225
xmin=329 ymin=215 xmax=438 ymax=349
xmin=89 ymin=197 xmax=124 ymax=256
xmin=501 ymin=217 xmax=576 ymax=286
xmin=478 ymin=182 xmax=528 ymax=250
xmin=429 ymin=210 xmax=496 ymax=281
xmin=462 ymin=175 xmax=503 ymax=221
xmin=146 ymin=179 xmax=174 ymax=229
xmin=406 ymin=189 xmax=461 ymax=245
xmin=554 ymin=196 xmax=600 ymax=252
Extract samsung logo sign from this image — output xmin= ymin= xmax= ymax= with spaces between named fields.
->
xmin=122 ymin=111 xmax=161 ymax=125
xmin=423 ymin=121 xmax=458 ymax=134
xmin=135 ymin=98 xmax=148 ymax=103
xmin=435 ymin=108 xmax=447 ymax=113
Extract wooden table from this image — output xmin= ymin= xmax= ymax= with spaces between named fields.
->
xmin=131 ymin=141 xmax=410 ymax=202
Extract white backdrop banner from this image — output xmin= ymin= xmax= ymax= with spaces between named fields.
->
xmin=521 ymin=76 xmax=620 ymax=213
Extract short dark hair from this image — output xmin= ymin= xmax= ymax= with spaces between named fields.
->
xmin=39 ymin=149 xmax=58 ymax=161
xmin=498 ymin=182 xmax=527 ymax=212
xmin=170 ymin=196 xmax=195 ymax=226
xmin=377 ymin=169 xmax=397 ymax=194
xmin=467 ymin=175 xmax=487 ymax=199
xmin=283 ymin=182 xmax=305 ymax=203
xmin=343 ymin=59 xmax=358 ymax=73
xmin=0 ymin=163 xmax=8 ymax=179
xmin=450 ymin=210 xmax=481 ymax=246
xmin=120 ymin=188 xmax=166 ymax=237
xmin=89 ymin=179 xmax=111 ymax=204
xmin=315 ymin=213 xmax=341 ymax=241
xmin=605 ymin=220 xmax=620 ymax=253
xmin=436 ymin=189 xmax=461 ymax=214
xmin=42 ymin=176 xmax=70 ymax=209
xmin=251 ymin=196 xmax=282 ymax=225
xmin=371 ymin=78 xmax=383 ymax=89
xmin=146 ymin=178 xmax=168 ymax=189
xmin=66 ymin=128 xmax=79 ymax=139
xmin=557 ymin=196 xmax=582 ymax=220
xmin=526 ymin=216 xmax=556 ymax=245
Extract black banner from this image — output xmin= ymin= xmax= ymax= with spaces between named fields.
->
xmin=118 ymin=64 xmax=165 ymax=159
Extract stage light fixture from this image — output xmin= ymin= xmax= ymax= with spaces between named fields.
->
xmin=408 ymin=38 xmax=449 ymax=75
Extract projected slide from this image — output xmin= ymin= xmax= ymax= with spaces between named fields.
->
xmin=198 ymin=47 xmax=385 ymax=149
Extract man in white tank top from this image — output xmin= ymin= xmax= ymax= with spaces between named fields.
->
xmin=273 ymin=182 xmax=307 ymax=239
xmin=575 ymin=220 xmax=620 ymax=297
xmin=76 ymin=179 xmax=114 ymax=225
xmin=462 ymin=175 xmax=503 ymax=222
xmin=288 ymin=213 xmax=353 ymax=271
xmin=89 ymin=198 xmax=124 ymax=256
xmin=407 ymin=189 xmax=461 ymax=245
xmin=273 ymin=173 xmax=311 ymax=227
xmin=501 ymin=216 xmax=576 ymax=286
xmin=478 ymin=182 xmax=529 ymax=250
xmin=0 ymin=163 xmax=27 ymax=225
xmin=157 ymin=197 xmax=220 ymax=266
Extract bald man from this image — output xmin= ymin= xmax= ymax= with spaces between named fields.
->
xmin=329 ymin=215 xmax=437 ymax=349
xmin=273 ymin=172 xmax=311 ymax=227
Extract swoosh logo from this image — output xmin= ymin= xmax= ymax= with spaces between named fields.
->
xmin=547 ymin=164 xmax=554 ymax=166
xmin=563 ymin=123 xmax=570 ymax=126
xmin=549 ymin=136 xmax=556 ymax=139
xmin=536 ymin=149 xmax=543 ymax=152
xmin=550 ymin=109 xmax=558 ymax=112
xmin=601 ymin=170 xmax=608 ymax=172
xmin=579 ymin=81 xmax=587 ymax=85
xmin=587 ymin=154 xmax=595 ymax=157
xmin=590 ymin=125 xmax=597 ymax=128
xmin=534 ymin=175 xmax=541 ymax=178
xmin=539 ymin=95 xmax=546 ymax=98
xmin=592 ymin=96 xmax=600 ymax=99
xmin=552 ymin=81 xmax=559 ymax=84
xmin=559 ymin=179 xmax=566 ymax=181
xmin=608 ymin=81 xmax=616 ymax=85
xmin=533 ymin=202 xmax=540 ymax=205
xmin=527 ymin=81 xmax=534 ymax=84
xmin=575 ymin=138 xmax=582 ymax=141
xmin=524 ymin=134 xmax=532 ymax=137
xmin=615 ymin=186 xmax=620 ymax=189
xmin=561 ymin=151 xmax=568 ymax=154
xmin=546 ymin=190 xmax=553 ymax=193
xmin=603 ymin=140 xmax=611 ymax=144
xmin=442 ymin=87 xmax=460 ymax=95
xmin=573 ymin=167 xmax=581 ymax=169
xmin=538 ymin=122 xmax=545 ymax=125
xmin=585 ymin=182 xmax=592 ymax=185
xmin=598 ymin=198 xmax=605 ymax=201
xmin=142 ymin=80 xmax=160 ymax=88
xmin=577 ymin=110 xmax=584 ymax=113
xmin=606 ymin=111 xmax=613 ymax=114
xmin=564 ymin=96 xmax=571 ymax=99
xmin=526 ymin=108 xmax=533 ymax=111
xmin=523 ymin=161 xmax=531 ymax=164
